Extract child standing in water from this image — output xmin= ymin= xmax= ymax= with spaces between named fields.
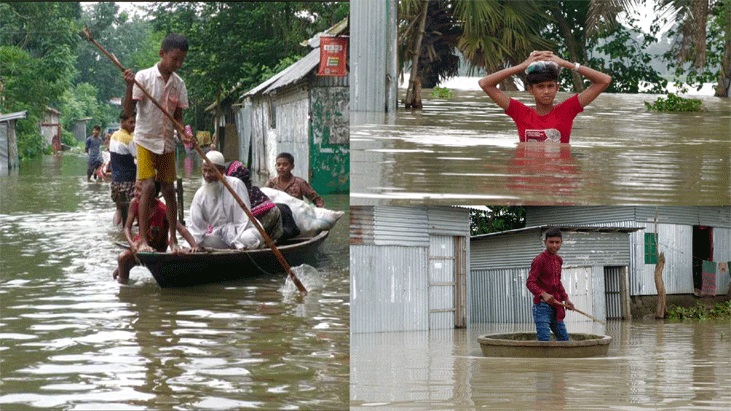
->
xmin=479 ymin=51 xmax=611 ymax=143
xmin=113 ymin=181 xmax=199 ymax=284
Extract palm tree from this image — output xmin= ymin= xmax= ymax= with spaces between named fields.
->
xmin=587 ymin=0 xmax=729 ymax=97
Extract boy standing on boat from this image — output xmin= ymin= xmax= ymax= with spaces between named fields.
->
xmin=526 ymin=228 xmax=575 ymax=341
xmin=123 ymin=33 xmax=191 ymax=253
xmin=479 ymin=51 xmax=611 ymax=143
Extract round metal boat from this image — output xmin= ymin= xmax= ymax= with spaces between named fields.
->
xmin=477 ymin=332 xmax=611 ymax=358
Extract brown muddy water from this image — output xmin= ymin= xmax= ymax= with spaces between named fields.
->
xmin=0 ymin=153 xmax=349 ymax=409
xmin=351 ymin=320 xmax=731 ymax=409
xmin=351 ymin=91 xmax=730 ymax=206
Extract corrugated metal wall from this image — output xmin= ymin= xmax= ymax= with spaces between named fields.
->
xmin=428 ymin=207 xmax=470 ymax=235
xmin=350 ymin=206 xmax=471 ymax=333
xmin=629 ymin=222 xmax=694 ymax=295
xmin=246 ymin=96 xmax=271 ymax=178
xmin=429 ymin=235 xmax=455 ymax=330
xmin=604 ymin=266 xmax=629 ymax=319
xmin=714 ymin=228 xmax=731 ymax=295
xmin=471 ymin=229 xmax=631 ymax=270
xmin=350 ymin=0 xmax=388 ymax=112
xmin=235 ymin=103 xmax=254 ymax=168
xmin=471 ymin=230 xmax=545 ymax=271
xmin=374 ymin=207 xmax=430 ymax=246
xmin=527 ymin=206 xmax=731 ymax=228
xmin=273 ymin=87 xmax=310 ymax=181
xmin=469 ymin=266 xmax=600 ymax=324
xmin=350 ymin=245 xmax=428 ymax=333
xmin=0 ymin=122 xmax=8 ymax=171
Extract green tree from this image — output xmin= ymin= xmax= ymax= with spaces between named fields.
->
xmin=0 ymin=2 xmax=81 ymax=159
xmin=658 ymin=0 xmax=730 ymax=96
xmin=470 ymin=206 xmax=526 ymax=236
xmin=143 ymin=1 xmax=349 ymax=128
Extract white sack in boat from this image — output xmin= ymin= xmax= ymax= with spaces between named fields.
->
xmin=260 ymin=187 xmax=344 ymax=236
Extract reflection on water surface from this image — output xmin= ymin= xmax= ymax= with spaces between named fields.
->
xmin=351 ymin=320 xmax=731 ymax=409
xmin=0 ymin=153 xmax=349 ymax=409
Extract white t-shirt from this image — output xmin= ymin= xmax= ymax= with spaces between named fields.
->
xmin=132 ymin=64 xmax=188 ymax=154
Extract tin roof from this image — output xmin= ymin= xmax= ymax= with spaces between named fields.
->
xmin=471 ymin=224 xmax=644 ymax=240
xmin=240 ymin=47 xmax=320 ymax=98
xmin=0 ymin=111 xmax=28 ymax=122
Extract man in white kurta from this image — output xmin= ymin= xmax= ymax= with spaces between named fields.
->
xmin=188 ymin=151 xmax=253 ymax=249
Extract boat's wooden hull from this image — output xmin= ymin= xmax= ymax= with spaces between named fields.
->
xmin=477 ymin=332 xmax=611 ymax=358
xmin=136 ymin=231 xmax=329 ymax=288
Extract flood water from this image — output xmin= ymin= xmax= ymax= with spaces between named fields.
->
xmin=0 ymin=152 xmax=349 ymax=409
xmin=351 ymin=320 xmax=731 ymax=409
xmin=351 ymin=91 xmax=730 ymax=206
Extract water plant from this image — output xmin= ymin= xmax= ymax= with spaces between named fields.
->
xmin=431 ymin=87 xmax=454 ymax=99
xmin=667 ymin=300 xmax=731 ymax=320
xmin=644 ymin=93 xmax=703 ymax=112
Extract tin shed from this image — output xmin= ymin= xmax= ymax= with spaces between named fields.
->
xmin=350 ymin=206 xmax=471 ymax=333
xmin=524 ymin=207 xmax=731 ymax=299
xmin=470 ymin=225 xmax=641 ymax=324
xmin=41 ymin=106 xmax=62 ymax=151
xmin=210 ymin=19 xmax=349 ymax=195
xmin=0 ymin=111 xmax=27 ymax=173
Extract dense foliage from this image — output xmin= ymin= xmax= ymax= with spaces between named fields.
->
xmin=470 ymin=207 xmax=526 ymax=236
xmin=667 ymin=300 xmax=731 ymax=320
xmin=0 ymin=2 xmax=348 ymax=160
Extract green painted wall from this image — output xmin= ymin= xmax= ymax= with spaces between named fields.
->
xmin=309 ymin=87 xmax=349 ymax=195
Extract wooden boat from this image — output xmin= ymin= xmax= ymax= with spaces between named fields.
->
xmin=135 ymin=230 xmax=329 ymax=288
xmin=477 ymin=332 xmax=611 ymax=358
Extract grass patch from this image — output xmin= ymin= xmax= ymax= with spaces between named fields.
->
xmin=667 ymin=300 xmax=731 ymax=320
xmin=644 ymin=93 xmax=703 ymax=112
xmin=430 ymin=86 xmax=454 ymax=99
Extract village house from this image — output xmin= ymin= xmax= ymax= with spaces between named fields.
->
xmin=350 ymin=206 xmax=731 ymax=334
xmin=206 ymin=18 xmax=349 ymax=195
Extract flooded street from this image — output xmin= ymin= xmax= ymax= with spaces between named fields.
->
xmin=0 ymin=153 xmax=349 ymax=409
xmin=351 ymin=320 xmax=731 ymax=409
xmin=351 ymin=91 xmax=730 ymax=206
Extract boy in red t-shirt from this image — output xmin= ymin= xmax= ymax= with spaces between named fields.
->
xmin=113 ymin=181 xmax=200 ymax=284
xmin=479 ymin=51 xmax=611 ymax=143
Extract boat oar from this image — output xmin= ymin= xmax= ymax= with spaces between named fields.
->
xmin=560 ymin=302 xmax=605 ymax=325
xmin=80 ymin=28 xmax=308 ymax=296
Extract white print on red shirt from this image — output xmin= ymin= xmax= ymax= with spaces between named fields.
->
xmin=525 ymin=129 xmax=561 ymax=142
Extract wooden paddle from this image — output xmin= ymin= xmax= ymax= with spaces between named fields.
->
xmin=559 ymin=302 xmax=605 ymax=325
xmin=81 ymin=28 xmax=307 ymax=295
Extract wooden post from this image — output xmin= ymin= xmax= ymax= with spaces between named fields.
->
xmin=653 ymin=209 xmax=666 ymax=319
xmin=176 ymin=178 xmax=185 ymax=226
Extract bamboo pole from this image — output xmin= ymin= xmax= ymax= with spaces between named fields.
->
xmin=80 ymin=28 xmax=307 ymax=295
xmin=559 ymin=302 xmax=606 ymax=325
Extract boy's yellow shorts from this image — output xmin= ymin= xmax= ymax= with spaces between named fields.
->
xmin=136 ymin=145 xmax=176 ymax=183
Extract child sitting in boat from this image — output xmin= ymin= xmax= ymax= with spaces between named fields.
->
xmin=113 ymin=180 xmax=200 ymax=284
xmin=265 ymin=152 xmax=325 ymax=207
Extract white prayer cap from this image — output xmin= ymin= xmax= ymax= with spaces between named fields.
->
xmin=207 ymin=150 xmax=225 ymax=167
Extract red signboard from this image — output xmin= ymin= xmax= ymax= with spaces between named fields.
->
xmin=318 ymin=36 xmax=348 ymax=77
